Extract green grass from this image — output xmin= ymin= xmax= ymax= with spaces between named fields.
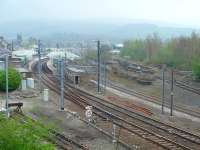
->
xmin=0 ymin=113 xmax=55 ymax=150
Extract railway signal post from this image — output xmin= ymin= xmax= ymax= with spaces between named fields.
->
xmin=112 ymin=124 xmax=117 ymax=143
xmin=85 ymin=106 xmax=93 ymax=122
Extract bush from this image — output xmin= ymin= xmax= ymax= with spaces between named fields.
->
xmin=192 ymin=58 xmax=200 ymax=81
xmin=0 ymin=68 xmax=22 ymax=91
xmin=0 ymin=113 xmax=55 ymax=150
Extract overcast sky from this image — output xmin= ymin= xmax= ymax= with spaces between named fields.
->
xmin=0 ymin=0 xmax=200 ymax=27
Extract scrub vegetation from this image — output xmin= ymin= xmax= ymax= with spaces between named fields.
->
xmin=0 ymin=113 xmax=55 ymax=150
xmin=120 ymin=32 xmax=200 ymax=79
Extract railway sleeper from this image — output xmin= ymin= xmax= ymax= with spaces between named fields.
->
xmin=55 ymin=136 xmax=71 ymax=149
xmin=178 ymin=134 xmax=200 ymax=143
xmin=183 ymin=136 xmax=199 ymax=142
xmin=131 ymin=128 xmax=145 ymax=132
xmin=134 ymin=130 xmax=146 ymax=134
xmin=169 ymin=146 xmax=183 ymax=150
xmin=146 ymin=136 xmax=161 ymax=141
xmin=162 ymin=144 xmax=180 ymax=150
xmin=154 ymin=139 xmax=169 ymax=144
xmin=139 ymin=132 xmax=149 ymax=136
xmin=147 ymin=138 xmax=178 ymax=150
xmin=171 ymin=147 xmax=184 ymax=150
xmin=154 ymin=139 xmax=175 ymax=146
xmin=179 ymin=134 xmax=191 ymax=138
xmin=167 ymin=128 xmax=174 ymax=133
xmin=159 ymin=142 xmax=174 ymax=147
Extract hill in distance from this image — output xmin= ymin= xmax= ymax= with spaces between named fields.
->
xmin=0 ymin=20 xmax=198 ymax=41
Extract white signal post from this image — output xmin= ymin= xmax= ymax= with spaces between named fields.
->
xmin=85 ymin=106 xmax=93 ymax=122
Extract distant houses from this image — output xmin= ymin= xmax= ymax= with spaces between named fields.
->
xmin=0 ymin=48 xmax=10 ymax=70
xmin=110 ymin=43 xmax=124 ymax=55
xmin=0 ymin=48 xmax=10 ymax=56
xmin=113 ymin=43 xmax=124 ymax=50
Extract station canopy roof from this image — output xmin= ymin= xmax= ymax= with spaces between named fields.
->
xmin=67 ymin=67 xmax=85 ymax=73
xmin=16 ymin=68 xmax=31 ymax=73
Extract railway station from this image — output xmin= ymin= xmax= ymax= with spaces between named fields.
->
xmin=1 ymin=1 xmax=200 ymax=149
xmin=1 ymin=42 xmax=200 ymax=149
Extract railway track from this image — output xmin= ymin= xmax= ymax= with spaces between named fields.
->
xmin=68 ymin=84 xmax=200 ymax=149
xmin=106 ymin=80 xmax=200 ymax=119
xmin=11 ymin=111 xmax=87 ymax=150
xmin=50 ymin=130 xmax=89 ymax=150
xmin=36 ymin=60 xmax=133 ymax=150
xmin=157 ymin=76 xmax=200 ymax=96
xmin=174 ymin=80 xmax=200 ymax=95
xmin=35 ymin=60 xmax=200 ymax=150
xmin=139 ymin=64 xmax=200 ymax=95
xmin=30 ymin=60 xmax=90 ymax=150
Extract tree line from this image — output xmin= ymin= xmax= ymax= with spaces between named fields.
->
xmin=120 ymin=32 xmax=200 ymax=80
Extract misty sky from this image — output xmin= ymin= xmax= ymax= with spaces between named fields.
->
xmin=0 ymin=0 xmax=200 ymax=27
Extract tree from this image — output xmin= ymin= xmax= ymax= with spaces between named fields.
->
xmin=0 ymin=68 xmax=22 ymax=91
xmin=145 ymin=33 xmax=162 ymax=62
xmin=192 ymin=58 xmax=200 ymax=80
xmin=120 ymin=39 xmax=146 ymax=61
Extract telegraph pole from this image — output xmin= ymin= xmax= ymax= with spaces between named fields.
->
xmin=5 ymin=55 xmax=8 ymax=112
xmin=104 ymin=62 xmax=107 ymax=94
xmin=65 ymin=49 xmax=67 ymax=67
xmin=59 ymin=59 xmax=64 ymax=111
xmin=37 ymin=40 xmax=42 ymax=92
xmin=97 ymin=40 xmax=101 ymax=93
xmin=161 ymin=65 xmax=165 ymax=114
xmin=11 ymin=40 xmax=14 ymax=51
xmin=170 ymin=69 xmax=174 ymax=116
